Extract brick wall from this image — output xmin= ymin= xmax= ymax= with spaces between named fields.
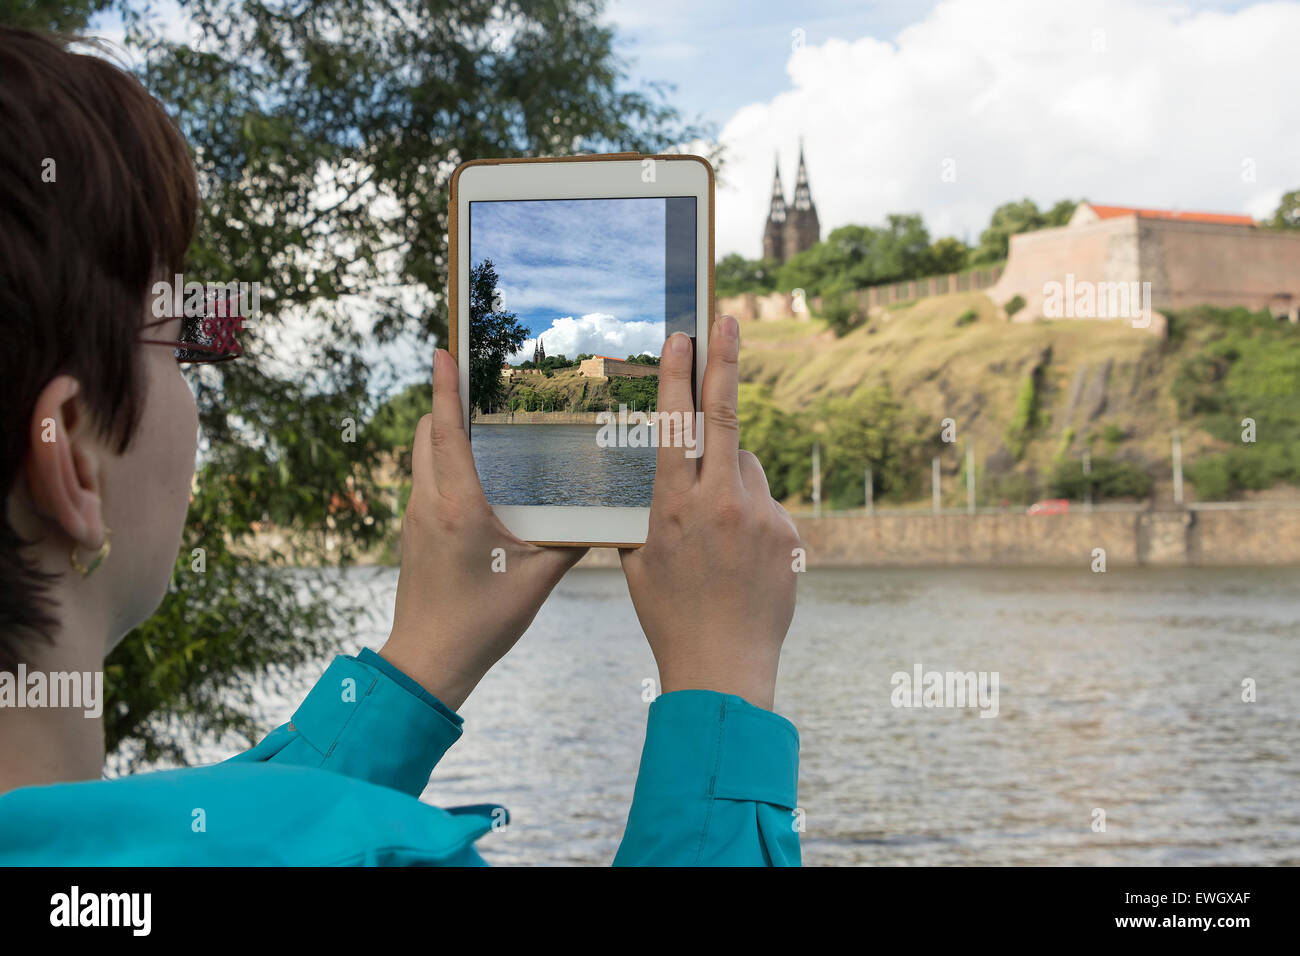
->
xmin=987 ymin=215 xmax=1300 ymax=326
xmin=578 ymin=357 xmax=660 ymax=379
xmin=1142 ymin=220 xmax=1300 ymax=317
xmin=573 ymin=507 xmax=1300 ymax=568
xmin=986 ymin=216 xmax=1141 ymax=323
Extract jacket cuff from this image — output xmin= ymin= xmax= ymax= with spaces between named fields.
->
xmin=286 ymin=652 xmax=464 ymax=795
xmin=356 ymin=647 xmax=464 ymax=729
xmin=613 ymin=689 xmax=801 ymax=866
xmin=639 ymin=690 xmax=799 ymax=808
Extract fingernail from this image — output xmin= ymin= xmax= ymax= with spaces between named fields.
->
xmin=719 ymin=315 xmax=739 ymax=342
xmin=434 ymin=349 xmax=452 ymax=380
xmin=669 ymin=332 xmax=690 ymax=355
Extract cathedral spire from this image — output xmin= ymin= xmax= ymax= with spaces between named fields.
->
xmin=767 ymin=154 xmax=787 ymax=223
xmin=792 ymin=140 xmax=814 ymax=212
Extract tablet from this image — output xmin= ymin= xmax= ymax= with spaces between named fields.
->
xmin=447 ymin=153 xmax=714 ymax=547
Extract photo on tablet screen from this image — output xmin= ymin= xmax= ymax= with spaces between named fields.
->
xmin=467 ymin=196 xmax=696 ymax=507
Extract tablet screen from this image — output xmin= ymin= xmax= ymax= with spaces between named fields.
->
xmin=467 ymin=196 xmax=696 ymax=507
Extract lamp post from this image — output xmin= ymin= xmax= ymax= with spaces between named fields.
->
xmin=812 ymin=443 xmax=822 ymax=518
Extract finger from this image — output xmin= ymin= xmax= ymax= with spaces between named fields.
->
xmin=430 ymin=348 xmax=485 ymax=496
xmin=700 ymin=314 xmax=742 ymax=488
xmin=410 ymin=413 xmax=435 ymax=491
xmin=652 ymin=331 xmax=698 ymax=500
xmin=738 ymin=449 xmax=772 ymax=501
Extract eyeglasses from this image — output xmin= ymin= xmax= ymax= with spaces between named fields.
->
xmin=140 ymin=293 xmax=245 ymax=364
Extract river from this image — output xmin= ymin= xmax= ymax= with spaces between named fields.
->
xmin=470 ymin=422 xmax=655 ymax=507
xmin=156 ymin=564 xmax=1300 ymax=866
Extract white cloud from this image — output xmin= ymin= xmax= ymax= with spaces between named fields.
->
xmin=715 ymin=0 xmax=1300 ymax=257
xmin=510 ymin=313 xmax=664 ymax=363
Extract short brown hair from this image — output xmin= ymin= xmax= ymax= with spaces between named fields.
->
xmin=0 ymin=28 xmax=198 ymax=671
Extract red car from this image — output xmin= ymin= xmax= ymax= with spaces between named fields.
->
xmin=1026 ymin=498 xmax=1070 ymax=515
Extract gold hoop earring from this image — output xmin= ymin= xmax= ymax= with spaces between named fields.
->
xmin=70 ymin=527 xmax=112 ymax=576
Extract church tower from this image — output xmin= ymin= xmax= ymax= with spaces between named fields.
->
xmin=760 ymin=143 xmax=820 ymax=264
xmin=761 ymin=155 xmax=787 ymax=262
xmin=783 ymin=143 xmax=820 ymax=262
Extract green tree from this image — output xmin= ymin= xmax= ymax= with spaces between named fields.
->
xmin=737 ymin=385 xmax=808 ymax=501
xmin=609 ymin=375 xmax=657 ymax=411
xmin=774 ymin=227 xmax=870 ymax=297
xmin=1266 ymin=189 xmax=1300 ymax=230
xmin=0 ymin=0 xmax=110 ymax=30
xmin=777 ymin=216 xmax=933 ymax=297
xmin=1171 ymin=306 xmax=1300 ymax=497
xmin=971 ymin=198 xmax=1078 ymax=265
xmin=537 ymin=353 xmax=577 ymax=372
xmin=819 ymin=286 xmax=868 ymax=337
xmin=817 ymin=385 xmax=932 ymax=507
xmin=866 ymin=213 xmax=933 ymax=283
xmin=925 ymin=236 xmax=969 ymax=274
xmin=1050 ymin=458 xmax=1152 ymax=501
xmin=715 ymin=253 xmax=779 ymax=297
xmin=367 ymin=382 xmax=431 ymax=473
xmin=469 ymin=259 xmax=527 ymax=412
xmin=99 ymin=0 xmax=707 ymax=766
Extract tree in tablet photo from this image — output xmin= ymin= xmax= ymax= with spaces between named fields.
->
xmin=469 ymin=259 xmax=528 ymax=415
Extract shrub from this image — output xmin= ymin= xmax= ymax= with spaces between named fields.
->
xmin=1005 ymin=374 xmax=1040 ymax=459
xmin=1054 ymin=427 xmax=1075 ymax=462
xmin=986 ymin=471 xmax=1037 ymax=506
xmin=1050 ymin=457 xmax=1152 ymax=501
xmin=820 ymin=288 xmax=864 ymax=337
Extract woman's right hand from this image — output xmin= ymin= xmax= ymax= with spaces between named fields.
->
xmin=619 ymin=316 xmax=801 ymax=711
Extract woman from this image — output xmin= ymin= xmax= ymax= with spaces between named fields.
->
xmin=0 ymin=27 xmax=802 ymax=866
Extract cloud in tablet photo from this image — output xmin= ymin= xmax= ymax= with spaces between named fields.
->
xmin=513 ymin=313 xmax=665 ymax=364
xmin=470 ymin=197 xmax=670 ymax=359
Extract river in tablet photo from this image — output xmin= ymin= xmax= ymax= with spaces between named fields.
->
xmin=470 ymin=422 xmax=656 ymax=507
xmin=154 ymin=565 xmax=1300 ymax=866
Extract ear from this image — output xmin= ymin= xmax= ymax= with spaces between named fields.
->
xmin=21 ymin=375 xmax=107 ymax=552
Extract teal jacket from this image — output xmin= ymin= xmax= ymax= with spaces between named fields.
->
xmin=0 ymin=649 xmax=800 ymax=865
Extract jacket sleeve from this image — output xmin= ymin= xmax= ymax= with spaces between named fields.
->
xmin=225 ymin=648 xmax=465 ymax=798
xmin=613 ymin=689 xmax=801 ymax=866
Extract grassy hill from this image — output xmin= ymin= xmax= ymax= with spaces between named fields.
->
xmin=489 ymin=366 xmax=657 ymax=413
xmin=368 ymin=295 xmax=1300 ymax=512
xmin=736 ymin=293 xmax=1300 ymax=508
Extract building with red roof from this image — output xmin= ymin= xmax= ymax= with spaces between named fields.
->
xmin=1071 ymin=202 xmax=1256 ymax=228
xmin=987 ymin=201 xmax=1300 ymax=333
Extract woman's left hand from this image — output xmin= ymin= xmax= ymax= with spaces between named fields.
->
xmin=379 ymin=348 xmax=586 ymax=710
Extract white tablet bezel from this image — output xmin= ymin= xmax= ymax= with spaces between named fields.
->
xmin=452 ymin=155 xmax=711 ymax=546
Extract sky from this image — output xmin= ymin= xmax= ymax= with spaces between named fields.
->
xmin=602 ymin=0 xmax=1300 ymax=256
xmin=87 ymin=0 xmax=1300 ymax=383
xmin=469 ymin=198 xmax=669 ymax=363
xmin=90 ymin=0 xmax=1300 ymax=264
